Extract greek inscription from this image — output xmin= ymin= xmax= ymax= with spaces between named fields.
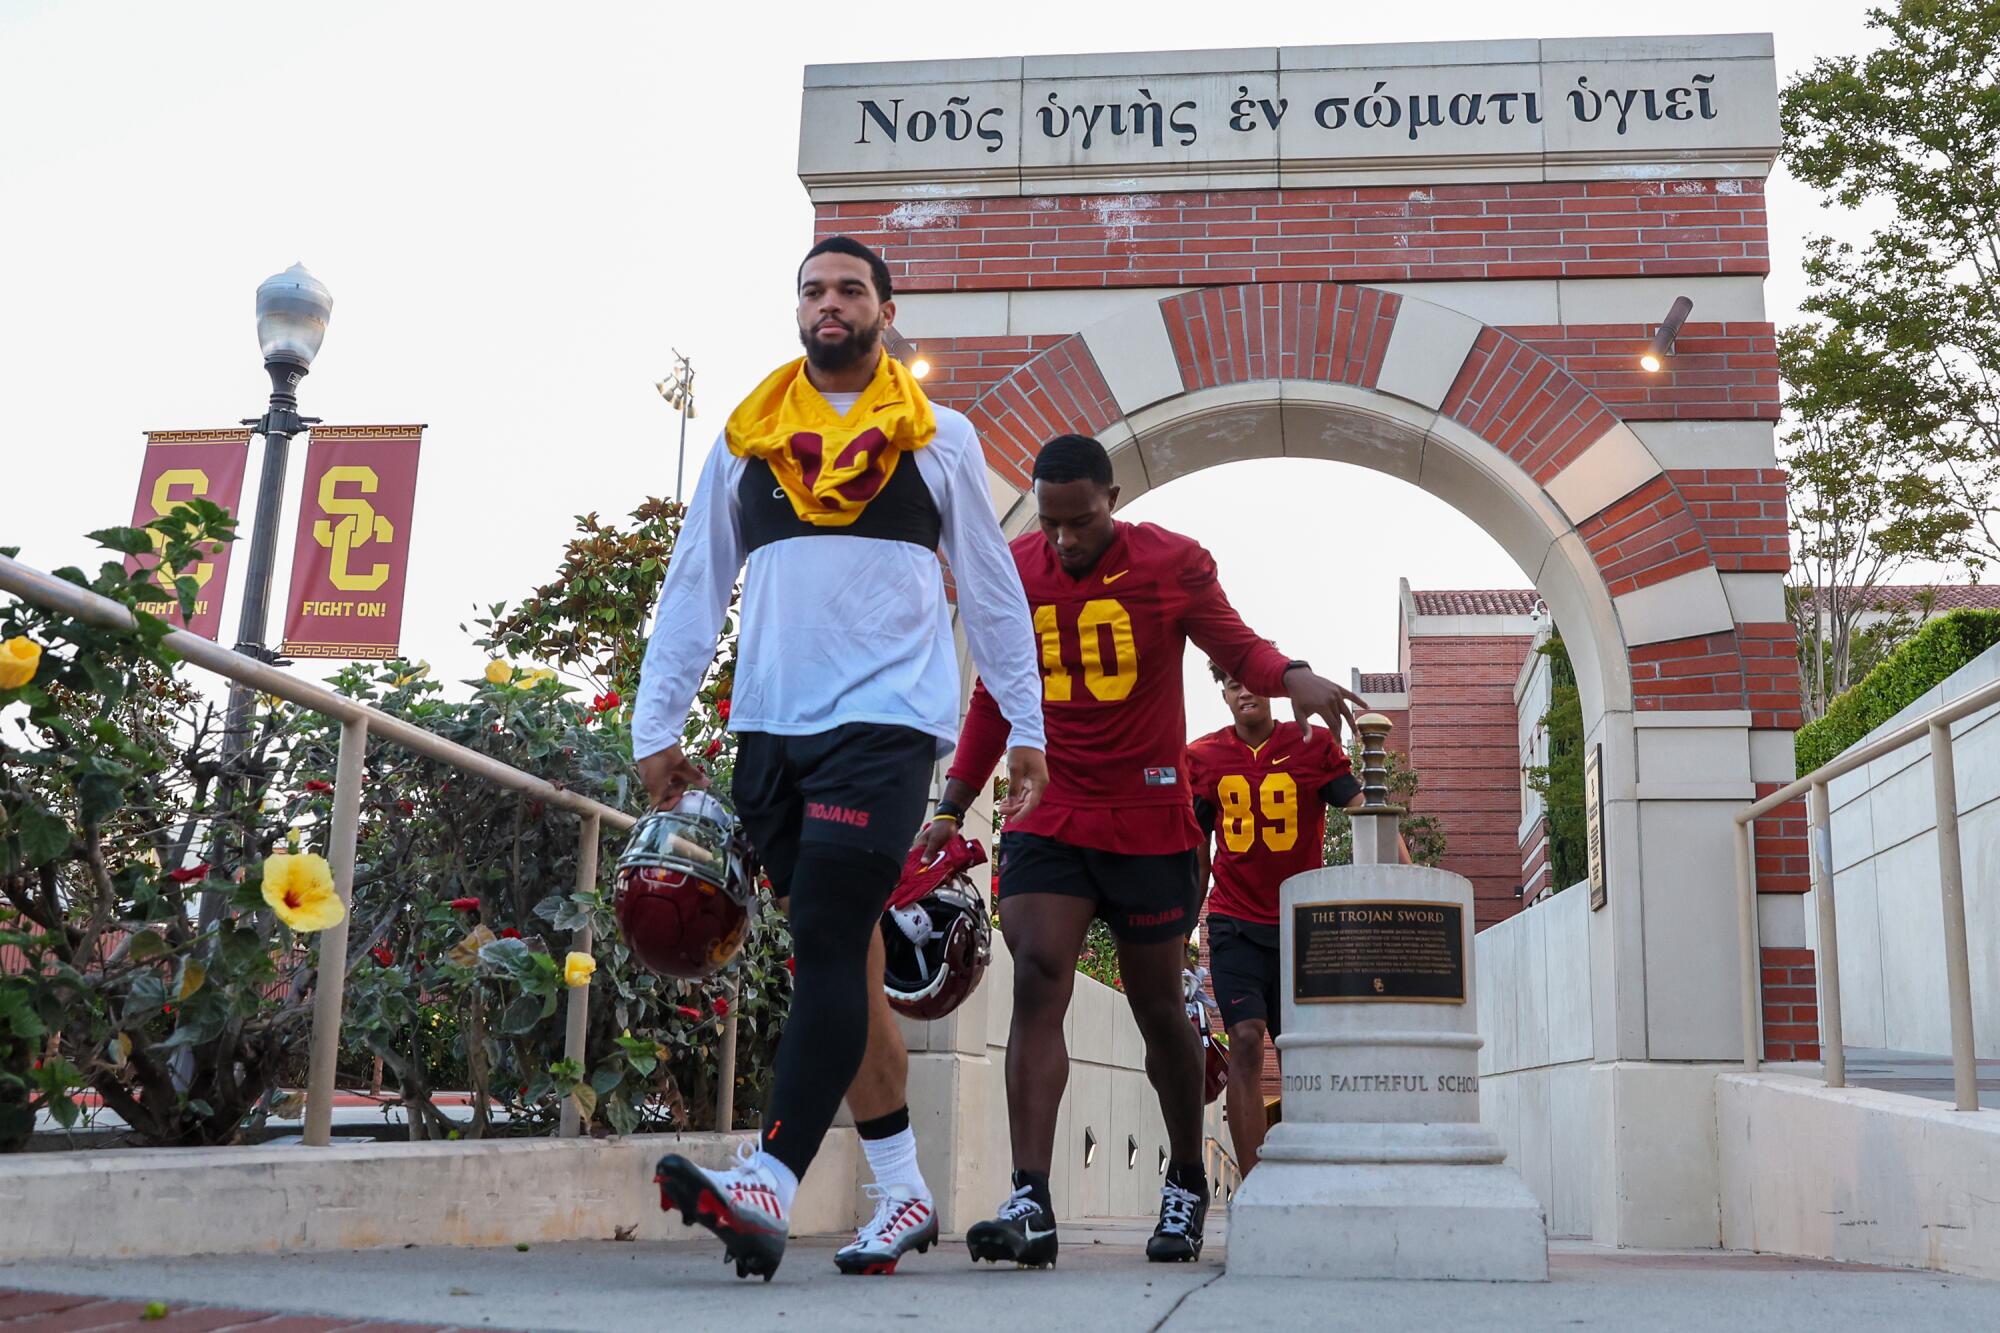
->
xmin=858 ymin=95 xmax=1008 ymax=153
xmin=848 ymin=68 xmax=1723 ymax=159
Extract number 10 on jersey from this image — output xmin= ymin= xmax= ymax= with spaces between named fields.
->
xmin=1033 ymin=599 xmax=1138 ymax=702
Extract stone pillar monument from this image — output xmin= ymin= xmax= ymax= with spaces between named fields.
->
xmin=1227 ymin=715 xmax=1548 ymax=1280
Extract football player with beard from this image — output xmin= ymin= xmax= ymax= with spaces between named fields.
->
xmin=635 ymin=236 xmax=1047 ymax=1280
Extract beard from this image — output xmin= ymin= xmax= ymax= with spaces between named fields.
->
xmin=799 ymin=315 xmax=882 ymax=372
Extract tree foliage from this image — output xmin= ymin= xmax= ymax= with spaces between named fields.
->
xmin=1781 ymin=324 xmax=1976 ymax=720
xmin=1323 ymin=749 xmax=1446 ymax=869
xmin=1795 ymin=608 xmax=2000 ymax=772
xmin=1780 ymin=0 xmax=2000 ymax=578
xmin=1524 ymin=636 xmax=1587 ymax=892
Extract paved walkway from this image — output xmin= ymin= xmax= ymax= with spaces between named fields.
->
xmin=1846 ymin=1046 xmax=2000 ymax=1109
xmin=5 ymin=1220 xmax=1998 ymax=1331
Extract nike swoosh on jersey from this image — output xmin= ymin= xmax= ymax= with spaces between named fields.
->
xmin=1101 ymin=569 xmax=1130 ymax=585
xmin=1273 ymin=755 xmax=1291 ymax=764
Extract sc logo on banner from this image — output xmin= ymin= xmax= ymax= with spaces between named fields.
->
xmin=145 ymin=469 xmax=217 ymax=592
xmin=312 ymin=465 xmax=395 ymax=592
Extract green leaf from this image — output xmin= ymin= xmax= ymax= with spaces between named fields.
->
xmin=499 ymin=995 xmax=544 ymax=1034
xmin=125 ymin=931 xmax=172 ymax=963
xmin=121 ymin=973 xmax=169 ymax=1026
xmin=75 ymin=772 xmax=127 ymax=825
xmin=605 ymin=1091 xmax=640 ymax=1137
xmin=88 ymin=526 xmax=156 ymax=556
xmin=14 ymin=803 xmax=70 ymax=868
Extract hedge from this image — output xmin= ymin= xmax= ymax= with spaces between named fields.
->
xmin=1795 ymin=609 xmax=2000 ymax=774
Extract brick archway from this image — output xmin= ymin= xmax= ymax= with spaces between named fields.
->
xmin=946 ymin=281 xmax=1807 ymax=1062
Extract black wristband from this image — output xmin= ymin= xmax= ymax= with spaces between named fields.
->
xmin=934 ymin=797 xmax=966 ymax=822
xmin=1284 ymin=659 xmax=1311 ymax=677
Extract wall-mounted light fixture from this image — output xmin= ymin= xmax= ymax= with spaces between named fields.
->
xmin=882 ymin=327 xmax=931 ymax=379
xmin=1083 ymin=1126 xmax=1098 ymax=1168
xmin=1639 ymin=296 xmax=1694 ymax=373
xmin=1127 ymin=1134 xmax=1139 ymax=1169
xmin=1158 ymin=1146 xmax=1168 ymax=1175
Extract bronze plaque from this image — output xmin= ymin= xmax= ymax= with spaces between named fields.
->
xmin=1293 ymin=898 xmax=1465 ymax=1004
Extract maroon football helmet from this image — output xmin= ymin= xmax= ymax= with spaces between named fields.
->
xmin=1186 ymin=972 xmax=1228 ymax=1105
xmin=881 ymin=835 xmax=992 ymax=1021
xmin=614 ymin=791 xmax=756 ymax=981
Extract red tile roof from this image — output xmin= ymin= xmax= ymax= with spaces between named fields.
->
xmin=1409 ymin=588 xmax=1540 ymax=617
xmin=1357 ymin=672 xmax=1408 ymax=694
xmin=1803 ymin=584 xmax=2000 ymax=613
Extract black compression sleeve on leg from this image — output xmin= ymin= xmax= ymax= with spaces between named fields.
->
xmin=855 ymin=1105 xmax=911 ymax=1140
xmin=759 ymin=844 xmax=899 ymax=1180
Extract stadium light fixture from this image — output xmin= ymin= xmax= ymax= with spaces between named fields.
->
xmin=1639 ymin=296 xmax=1694 ymax=373
xmin=655 ymin=349 xmax=697 ymax=503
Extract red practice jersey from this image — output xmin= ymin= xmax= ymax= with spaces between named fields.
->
xmin=1186 ymin=720 xmax=1356 ymax=926
xmin=950 ymin=521 xmax=1293 ymax=855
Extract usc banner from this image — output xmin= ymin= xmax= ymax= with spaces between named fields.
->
xmin=280 ymin=425 xmax=425 ymax=660
xmin=126 ymin=429 xmax=252 ymax=639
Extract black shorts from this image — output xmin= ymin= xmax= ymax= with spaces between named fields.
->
xmin=731 ymin=724 xmax=935 ymax=895
xmin=995 ymin=831 xmax=1199 ymax=944
xmin=1207 ymin=913 xmax=1283 ymax=1038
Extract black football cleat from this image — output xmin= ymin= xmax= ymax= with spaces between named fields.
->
xmin=1145 ymin=1178 xmax=1208 ymax=1262
xmin=966 ymin=1182 xmax=1059 ymax=1268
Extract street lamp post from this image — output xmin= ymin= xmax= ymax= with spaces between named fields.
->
xmin=210 ymin=264 xmax=332 ymax=895
xmin=655 ymin=350 xmax=696 ymax=503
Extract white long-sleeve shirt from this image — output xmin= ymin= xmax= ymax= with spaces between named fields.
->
xmin=632 ymin=395 xmax=1046 ymax=761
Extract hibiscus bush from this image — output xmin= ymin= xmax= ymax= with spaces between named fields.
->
xmin=1 ymin=499 xmax=792 ymax=1150
xmin=295 ymin=647 xmax=788 ymax=1138
xmin=1 ymin=509 xmax=325 ymax=1148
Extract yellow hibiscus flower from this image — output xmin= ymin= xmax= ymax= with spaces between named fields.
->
xmin=0 ymin=636 xmax=42 ymax=689
xmin=260 ymin=852 xmax=346 ymax=932
xmin=563 ymin=951 xmax=596 ymax=988
xmin=393 ymin=660 xmax=432 ymax=687
xmin=484 ymin=659 xmax=513 ymax=686
xmin=513 ymin=667 xmax=557 ymax=690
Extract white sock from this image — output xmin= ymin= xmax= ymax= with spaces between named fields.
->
xmin=862 ymin=1126 xmax=929 ymax=1198
xmin=753 ymin=1150 xmax=800 ymax=1214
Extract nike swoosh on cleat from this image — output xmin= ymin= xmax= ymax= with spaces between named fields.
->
xmin=1101 ymin=569 xmax=1130 ymax=585
xmin=1024 ymin=1224 xmax=1056 ymax=1242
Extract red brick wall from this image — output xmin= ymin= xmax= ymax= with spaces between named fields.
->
xmin=1520 ymin=817 xmax=1553 ymax=897
xmin=823 ymin=179 xmax=1769 ymax=291
xmin=1670 ymin=469 xmax=1789 ymax=570
xmin=1760 ymin=947 xmax=1821 ymax=1062
xmin=914 ymin=324 xmax=1777 ymax=423
xmin=1403 ymin=634 xmax=1533 ymax=926
xmin=919 ymin=335 xmax=1067 ymax=412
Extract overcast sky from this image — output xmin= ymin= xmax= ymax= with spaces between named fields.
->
xmin=0 ymin=2 xmax=1893 ymax=740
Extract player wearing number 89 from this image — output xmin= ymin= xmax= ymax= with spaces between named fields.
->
xmin=919 ymin=433 xmax=1366 ymax=1267
xmin=1186 ymin=666 xmax=1410 ymax=1173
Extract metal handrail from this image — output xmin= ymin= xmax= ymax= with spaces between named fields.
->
xmin=0 ymin=553 xmax=638 ymax=1141
xmin=1733 ymin=668 xmax=1999 ymax=1111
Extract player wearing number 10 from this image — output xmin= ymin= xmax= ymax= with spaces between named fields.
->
xmin=920 ymin=433 xmax=1367 ymax=1269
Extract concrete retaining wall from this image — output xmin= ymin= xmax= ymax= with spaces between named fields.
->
xmin=1718 ymin=1072 xmax=2000 ymax=1279
xmin=1475 ymin=884 xmax=1595 ymax=1237
xmin=0 ymin=1129 xmax=862 ymax=1262
xmin=1822 ymin=643 xmax=2000 ymax=1057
